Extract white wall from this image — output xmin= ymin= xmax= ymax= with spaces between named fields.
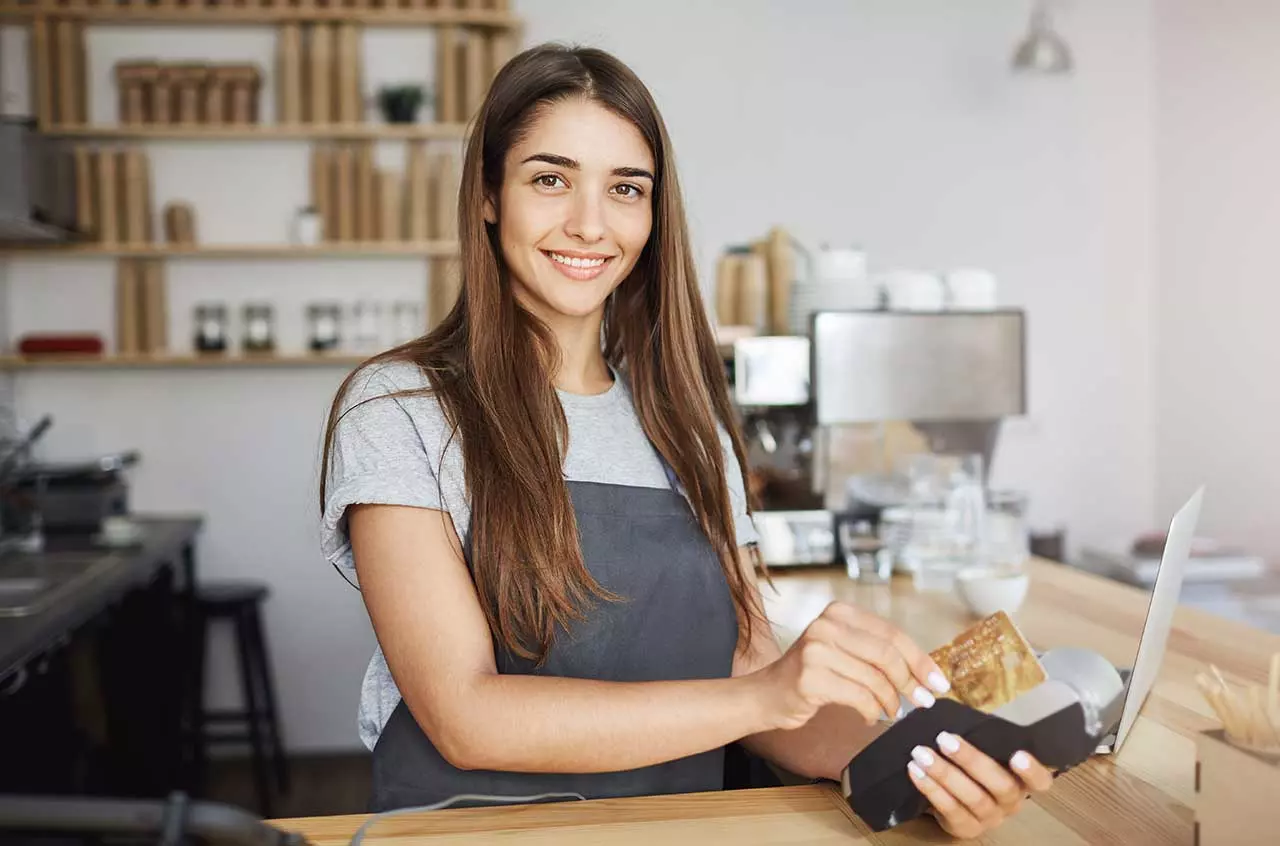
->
xmin=2 ymin=0 xmax=1158 ymax=751
xmin=1154 ymin=1 xmax=1280 ymax=566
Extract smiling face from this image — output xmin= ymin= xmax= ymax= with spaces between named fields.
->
xmin=488 ymin=97 xmax=655 ymax=328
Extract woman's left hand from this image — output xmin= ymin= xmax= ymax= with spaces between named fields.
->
xmin=907 ymin=731 xmax=1055 ymax=840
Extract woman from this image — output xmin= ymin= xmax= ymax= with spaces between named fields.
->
xmin=320 ymin=44 xmax=1053 ymax=837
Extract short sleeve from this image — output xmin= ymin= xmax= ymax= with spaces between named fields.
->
xmin=321 ymin=365 xmax=446 ymax=583
xmin=719 ymin=425 xmax=760 ymax=549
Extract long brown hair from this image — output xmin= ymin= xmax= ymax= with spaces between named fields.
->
xmin=320 ymin=44 xmax=764 ymax=665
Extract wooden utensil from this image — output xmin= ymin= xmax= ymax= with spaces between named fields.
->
xmin=277 ymin=24 xmax=303 ymax=124
xmin=73 ymin=145 xmax=95 ymax=237
xmin=96 ymin=148 xmax=119 ymax=244
xmin=30 ymin=17 xmax=53 ymax=129
xmin=121 ymin=148 xmax=149 ymax=245
xmin=462 ymin=28 xmax=487 ymax=119
xmin=115 ymin=259 xmax=142 ymax=355
xmin=172 ymin=63 xmax=206 ymax=125
xmin=333 ymin=144 xmax=354 ymax=241
xmin=115 ymin=62 xmax=149 ymax=125
xmin=307 ymin=23 xmax=333 ymax=124
xmin=203 ymin=66 xmax=228 ymax=124
xmin=140 ymin=261 xmax=169 ymax=354
xmin=765 ymin=226 xmax=794 ymax=335
xmin=714 ymin=252 xmax=741 ymax=326
xmin=355 ymin=142 xmax=374 ymax=241
xmin=1197 ymin=658 xmax=1280 ymax=751
xmin=163 ymin=202 xmax=196 ymax=245
xmin=435 ymin=26 xmax=459 ymax=123
xmin=405 ymin=142 xmax=429 ymax=242
xmin=152 ymin=66 xmax=175 ymax=124
xmin=376 ymin=169 xmax=402 ymax=242
xmin=336 ymin=23 xmax=362 ymax=124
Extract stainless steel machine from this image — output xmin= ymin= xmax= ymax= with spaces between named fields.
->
xmin=731 ymin=310 xmax=1027 ymax=567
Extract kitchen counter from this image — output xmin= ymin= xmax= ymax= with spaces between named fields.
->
xmin=271 ymin=558 xmax=1280 ymax=844
xmin=0 ymin=516 xmax=203 ymax=684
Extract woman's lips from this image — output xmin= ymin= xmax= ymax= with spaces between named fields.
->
xmin=542 ymin=250 xmax=614 ymax=281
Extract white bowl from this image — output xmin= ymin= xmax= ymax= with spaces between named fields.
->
xmin=955 ymin=566 xmax=1029 ymax=617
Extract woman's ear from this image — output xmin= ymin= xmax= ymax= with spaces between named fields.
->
xmin=483 ymin=194 xmax=497 ymax=224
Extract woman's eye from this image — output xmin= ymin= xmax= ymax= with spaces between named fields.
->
xmin=612 ymin=183 xmax=644 ymax=199
xmin=534 ymin=174 xmax=565 ymax=189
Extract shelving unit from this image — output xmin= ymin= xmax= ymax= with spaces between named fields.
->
xmin=1 ymin=241 xmax=461 ymax=259
xmin=0 ymin=4 xmax=519 ymax=28
xmin=1 ymin=0 xmax=509 ymax=370
xmin=0 ymin=353 xmax=371 ymax=370
xmin=40 ymin=123 xmax=470 ymax=141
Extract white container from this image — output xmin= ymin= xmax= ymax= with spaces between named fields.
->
xmin=956 ymin=566 xmax=1030 ymax=617
xmin=883 ymin=270 xmax=946 ymax=311
xmin=946 ymin=268 xmax=998 ymax=311
xmin=292 ymin=207 xmax=323 ymax=246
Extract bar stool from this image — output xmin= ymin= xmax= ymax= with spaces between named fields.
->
xmin=193 ymin=581 xmax=290 ymax=818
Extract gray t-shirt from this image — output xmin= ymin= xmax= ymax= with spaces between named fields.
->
xmin=321 ymin=360 xmax=759 ymax=750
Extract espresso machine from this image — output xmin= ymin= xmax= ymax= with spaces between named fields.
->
xmin=730 ymin=310 xmax=1027 ymax=567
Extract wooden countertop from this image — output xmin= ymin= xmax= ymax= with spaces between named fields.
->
xmin=273 ymin=559 xmax=1280 ymax=844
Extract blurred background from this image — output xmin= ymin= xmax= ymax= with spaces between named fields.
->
xmin=0 ymin=0 xmax=1276 ymax=824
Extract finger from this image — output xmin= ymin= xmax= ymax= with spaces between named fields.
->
xmin=935 ymin=731 xmax=1024 ymax=810
xmin=799 ymin=641 xmax=888 ymax=724
xmin=911 ymin=744 xmax=1003 ymax=825
xmin=820 ymin=607 xmax=940 ymax=708
xmin=826 ymin=603 xmax=950 ymax=696
xmin=908 ymin=760 xmax=981 ymax=840
xmin=1010 ymin=750 xmax=1055 ymax=792
xmin=808 ymin=639 xmax=901 ymax=721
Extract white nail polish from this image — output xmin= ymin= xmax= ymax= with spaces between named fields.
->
xmin=1011 ymin=751 xmax=1031 ymax=771
xmin=936 ymin=731 xmax=960 ymax=754
xmin=911 ymin=745 xmax=935 ymax=768
xmin=908 ymin=761 xmax=926 ymax=780
xmin=912 ymin=686 xmax=936 ymax=708
xmin=928 ymin=671 xmax=951 ymax=694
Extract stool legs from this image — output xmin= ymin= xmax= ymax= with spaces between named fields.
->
xmin=245 ymin=602 xmax=291 ymax=795
xmin=234 ymin=604 xmax=273 ymax=819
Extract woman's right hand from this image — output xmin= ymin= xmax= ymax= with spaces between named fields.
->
xmin=754 ymin=601 xmax=952 ymax=730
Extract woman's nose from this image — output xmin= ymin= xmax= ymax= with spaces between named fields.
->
xmin=564 ymin=192 xmax=605 ymax=244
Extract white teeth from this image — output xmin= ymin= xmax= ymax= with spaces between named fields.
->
xmin=549 ymin=252 xmax=606 ymax=269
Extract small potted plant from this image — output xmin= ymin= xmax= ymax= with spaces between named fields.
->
xmin=377 ymin=84 xmax=428 ymax=124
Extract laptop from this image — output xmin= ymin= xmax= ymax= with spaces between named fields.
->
xmin=1091 ymin=486 xmax=1204 ymax=754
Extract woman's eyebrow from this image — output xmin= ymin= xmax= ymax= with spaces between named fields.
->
xmin=521 ymin=153 xmax=654 ymax=181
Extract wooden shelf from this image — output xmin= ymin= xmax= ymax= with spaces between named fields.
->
xmin=0 ymin=3 xmax=520 ymax=28
xmin=1 ymin=241 xmax=459 ymax=258
xmin=0 ymin=352 xmax=370 ymax=370
xmin=40 ymin=123 xmax=469 ymax=141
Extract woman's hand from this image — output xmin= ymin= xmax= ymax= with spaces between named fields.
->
xmin=753 ymin=601 xmax=952 ymax=730
xmin=908 ymin=731 xmax=1055 ymax=840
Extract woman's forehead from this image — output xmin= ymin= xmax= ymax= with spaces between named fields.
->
xmin=510 ymin=99 xmax=654 ymax=172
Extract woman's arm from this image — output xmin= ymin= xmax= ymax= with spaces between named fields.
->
xmin=351 ymin=503 xmax=776 ymax=773
xmin=730 ymin=558 xmax=894 ymax=781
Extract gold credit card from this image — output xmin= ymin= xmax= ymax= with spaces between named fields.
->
xmin=929 ymin=611 xmax=1047 ymax=713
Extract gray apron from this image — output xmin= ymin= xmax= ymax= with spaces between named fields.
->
xmin=369 ymin=471 xmax=740 ymax=812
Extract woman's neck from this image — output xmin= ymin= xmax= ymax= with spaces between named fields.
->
xmin=546 ymin=310 xmax=612 ymax=396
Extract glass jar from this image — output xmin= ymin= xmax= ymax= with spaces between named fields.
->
xmin=986 ymin=489 xmax=1030 ymax=572
xmin=839 ymin=518 xmax=892 ymax=584
xmin=242 ymin=302 xmax=275 ymax=354
xmin=194 ymin=303 xmax=228 ymax=353
xmin=391 ymin=300 xmax=422 ymax=346
xmin=350 ymin=300 xmax=383 ymax=353
xmin=308 ymin=303 xmax=342 ymax=353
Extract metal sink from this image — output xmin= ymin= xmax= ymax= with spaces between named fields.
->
xmin=0 ymin=550 xmax=123 ymax=618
